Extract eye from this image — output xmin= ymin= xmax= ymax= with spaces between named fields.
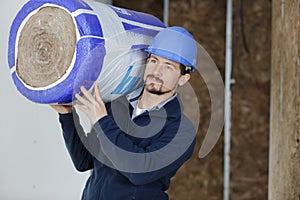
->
xmin=165 ymin=65 xmax=174 ymax=71
xmin=149 ymin=58 xmax=157 ymax=64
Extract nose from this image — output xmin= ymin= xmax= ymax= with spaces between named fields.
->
xmin=152 ymin=63 xmax=163 ymax=76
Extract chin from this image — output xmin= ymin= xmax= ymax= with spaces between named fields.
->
xmin=146 ymin=86 xmax=172 ymax=96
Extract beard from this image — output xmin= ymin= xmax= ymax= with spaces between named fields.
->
xmin=144 ymin=75 xmax=173 ymax=95
xmin=145 ymin=83 xmax=172 ymax=95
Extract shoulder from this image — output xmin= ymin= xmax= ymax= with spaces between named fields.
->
xmin=180 ymin=114 xmax=196 ymax=131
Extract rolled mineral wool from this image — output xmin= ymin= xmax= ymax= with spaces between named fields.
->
xmin=8 ymin=0 xmax=165 ymax=104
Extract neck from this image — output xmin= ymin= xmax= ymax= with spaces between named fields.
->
xmin=138 ymin=89 xmax=175 ymax=109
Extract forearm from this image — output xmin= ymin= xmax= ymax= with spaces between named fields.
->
xmin=59 ymin=112 xmax=94 ymax=172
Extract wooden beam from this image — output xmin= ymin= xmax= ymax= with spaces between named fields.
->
xmin=269 ymin=0 xmax=300 ymax=199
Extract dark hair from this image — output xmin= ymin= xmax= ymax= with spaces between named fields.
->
xmin=180 ymin=64 xmax=192 ymax=75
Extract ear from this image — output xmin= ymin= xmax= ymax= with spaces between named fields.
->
xmin=178 ymin=74 xmax=190 ymax=86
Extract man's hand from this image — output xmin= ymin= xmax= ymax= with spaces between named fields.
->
xmin=50 ymin=104 xmax=72 ymax=114
xmin=75 ymin=83 xmax=108 ymax=125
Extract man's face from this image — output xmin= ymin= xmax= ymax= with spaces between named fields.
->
xmin=143 ymin=54 xmax=183 ymax=95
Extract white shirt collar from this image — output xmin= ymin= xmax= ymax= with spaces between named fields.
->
xmin=127 ymin=87 xmax=177 ymax=119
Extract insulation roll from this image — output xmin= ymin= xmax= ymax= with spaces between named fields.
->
xmin=8 ymin=0 xmax=165 ymax=104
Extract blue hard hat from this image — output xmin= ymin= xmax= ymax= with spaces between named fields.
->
xmin=145 ymin=26 xmax=197 ymax=72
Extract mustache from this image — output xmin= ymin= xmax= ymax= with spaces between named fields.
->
xmin=145 ymin=75 xmax=163 ymax=84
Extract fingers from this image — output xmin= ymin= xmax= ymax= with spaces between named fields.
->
xmin=73 ymin=83 xmax=107 ymax=124
xmin=79 ymin=86 xmax=98 ymax=105
xmin=94 ymin=83 xmax=103 ymax=104
xmin=75 ymin=93 xmax=91 ymax=108
xmin=49 ymin=104 xmax=72 ymax=114
xmin=75 ymin=84 xmax=104 ymax=108
xmin=74 ymin=88 xmax=95 ymax=119
xmin=75 ymin=103 xmax=89 ymax=113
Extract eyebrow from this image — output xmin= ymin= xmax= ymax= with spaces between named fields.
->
xmin=150 ymin=55 xmax=158 ymax=61
xmin=150 ymin=55 xmax=177 ymax=68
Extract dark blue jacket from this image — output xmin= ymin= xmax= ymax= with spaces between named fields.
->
xmin=58 ymin=93 xmax=196 ymax=200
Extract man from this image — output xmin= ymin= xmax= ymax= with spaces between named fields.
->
xmin=51 ymin=26 xmax=198 ymax=200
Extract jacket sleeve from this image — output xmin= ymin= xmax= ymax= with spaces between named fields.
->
xmin=90 ymin=115 xmax=196 ymax=185
xmin=59 ymin=112 xmax=96 ymax=172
